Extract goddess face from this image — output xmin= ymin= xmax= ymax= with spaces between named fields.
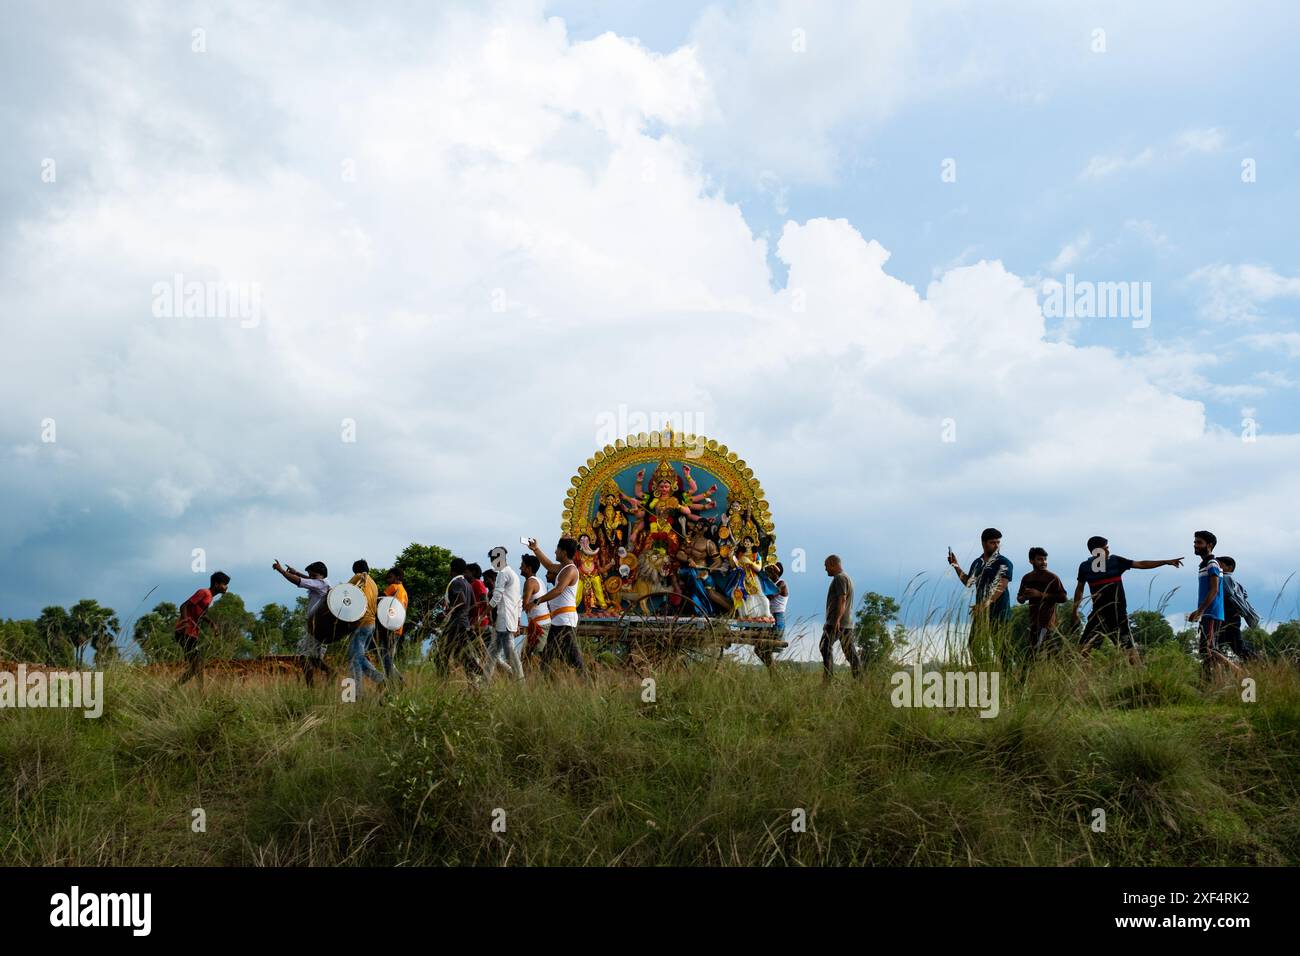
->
xmin=655 ymin=478 xmax=673 ymax=497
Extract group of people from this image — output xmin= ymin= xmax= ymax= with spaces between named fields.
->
xmin=432 ymin=539 xmax=589 ymax=683
xmin=168 ymin=527 xmax=1262 ymax=689
xmin=946 ymin=527 xmax=1262 ymax=676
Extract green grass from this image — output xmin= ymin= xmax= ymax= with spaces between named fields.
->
xmin=1 ymin=647 xmax=1297 ymax=866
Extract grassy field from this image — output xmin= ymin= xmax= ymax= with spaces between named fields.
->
xmin=1 ymin=645 xmax=1297 ymax=866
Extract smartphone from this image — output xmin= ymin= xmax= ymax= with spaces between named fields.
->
xmin=520 ymin=536 xmax=532 ymax=546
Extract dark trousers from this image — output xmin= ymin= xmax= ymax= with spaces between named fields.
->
xmin=174 ymin=631 xmax=203 ymax=685
xmin=540 ymin=624 xmax=587 ymax=677
xmin=1218 ymin=621 xmax=1256 ymax=662
xmin=435 ymin=624 xmax=485 ymax=678
xmin=820 ymin=625 xmax=861 ymax=679
xmin=379 ymin=630 xmax=402 ymax=681
xmin=1081 ymin=611 xmax=1135 ymax=651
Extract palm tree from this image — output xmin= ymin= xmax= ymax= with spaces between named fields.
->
xmin=68 ymin=600 xmax=119 ymax=667
xmin=35 ymin=606 xmax=72 ymax=664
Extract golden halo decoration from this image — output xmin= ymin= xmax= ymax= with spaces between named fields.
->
xmin=561 ymin=429 xmax=775 ymax=542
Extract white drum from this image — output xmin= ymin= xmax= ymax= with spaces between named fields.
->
xmin=377 ymin=595 xmax=406 ymax=631
xmin=326 ymin=583 xmax=367 ymax=623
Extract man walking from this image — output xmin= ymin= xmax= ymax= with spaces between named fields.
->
xmin=821 ymin=554 xmax=860 ymax=681
xmin=435 ymin=557 xmax=484 ymax=680
xmin=1071 ymin=536 xmax=1183 ymax=662
xmin=484 ymin=546 xmax=524 ymax=682
xmin=1189 ymin=531 xmax=1228 ymax=678
xmin=347 ymin=559 xmax=385 ymax=695
xmin=173 ymin=571 xmax=231 ymax=688
xmin=381 ymin=567 xmax=409 ymax=681
xmin=520 ymin=552 xmax=551 ymax=664
xmin=526 ymin=537 xmax=588 ymax=679
xmin=273 ymin=559 xmax=334 ymax=685
xmin=1217 ymin=556 xmax=1260 ymax=663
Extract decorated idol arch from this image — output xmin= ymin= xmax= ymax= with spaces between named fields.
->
xmin=558 ymin=428 xmax=778 ymax=622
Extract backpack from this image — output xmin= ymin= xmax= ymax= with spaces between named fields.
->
xmin=1224 ymin=577 xmax=1261 ymax=630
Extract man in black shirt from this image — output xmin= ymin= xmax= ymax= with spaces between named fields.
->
xmin=1017 ymin=547 xmax=1068 ymax=656
xmin=434 ymin=557 xmax=484 ymax=679
xmin=1071 ymin=535 xmax=1183 ymax=661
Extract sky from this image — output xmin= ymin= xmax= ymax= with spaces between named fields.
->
xmin=2 ymin=0 xmax=1299 ymax=658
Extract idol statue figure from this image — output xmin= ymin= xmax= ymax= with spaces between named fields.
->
xmin=622 ymin=459 xmax=698 ymax=555
xmin=677 ymin=521 xmax=720 ymax=571
xmin=593 ymin=483 xmax=629 ymax=555
xmin=725 ymin=497 xmax=761 ymax=550
xmin=731 ymin=543 xmax=772 ymax=619
xmin=574 ymin=531 xmax=610 ymax=612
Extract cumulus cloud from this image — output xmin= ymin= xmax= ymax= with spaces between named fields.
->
xmin=2 ymin=0 xmax=1298 ymax=629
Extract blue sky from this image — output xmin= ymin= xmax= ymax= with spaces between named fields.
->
xmin=2 ymin=1 xmax=1298 ymax=657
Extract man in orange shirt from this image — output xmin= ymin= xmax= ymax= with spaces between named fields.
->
xmin=382 ymin=567 xmax=409 ymax=681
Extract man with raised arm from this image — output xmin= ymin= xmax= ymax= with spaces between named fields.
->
xmin=1070 ymin=536 xmax=1183 ymax=662
xmin=947 ymin=528 xmax=1014 ymax=665
xmin=526 ymin=536 xmax=588 ymax=679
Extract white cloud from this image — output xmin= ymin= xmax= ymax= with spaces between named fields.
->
xmin=1176 ymin=126 xmax=1227 ymax=153
xmin=1081 ymin=147 xmax=1156 ymax=180
xmin=1081 ymin=127 xmax=1228 ymax=180
xmin=1243 ymin=332 xmax=1300 ymax=358
xmin=1189 ymin=264 xmax=1300 ymax=322
xmin=2 ymin=1 xmax=1299 ymax=624
xmin=1123 ymin=218 xmax=1170 ymax=249
xmin=1048 ymin=231 xmax=1092 ymax=272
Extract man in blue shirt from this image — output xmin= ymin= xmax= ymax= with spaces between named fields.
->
xmin=1190 ymin=530 xmax=1228 ymax=678
xmin=948 ymin=527 xmax=1013 ymax=665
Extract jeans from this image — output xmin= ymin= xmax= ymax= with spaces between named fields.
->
xmin=483 ymin=629 xmax=524 ymax=682
xmin=348 ymin=624 xmax=385 ymax=690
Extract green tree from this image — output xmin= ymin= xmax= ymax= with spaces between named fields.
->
xmin=1256 ymin=620 xmax=1300 ymax=660
xmin=251 ymin=602 xmax=298 ymax=655
xmin=0 ymin=619 xmax=42 ymax=662
xmin=205 ymin=592 xmax=257 ymax=658
xmin=1129 ymin=610 xmax=1177 ymax=648
xmin=35 ymin=606 xmax=73 ymax=664
xmin=133 ymin=601 xmax=180 ymax=663
xmin=853 ymin=592 xmax=906 ymax=664
xmin=384 ymin=542 xmax=455 ymax=633
xmin=68 ymin=599 xmax=119 ymax=667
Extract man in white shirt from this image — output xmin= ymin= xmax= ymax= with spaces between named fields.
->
xmin=274 ymin=559 xmax=333 ymax=686
xmin=484 ymin=546 xmax=524 ymax=681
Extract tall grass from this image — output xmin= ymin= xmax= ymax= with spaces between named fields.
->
xmin=1 ymin=647 xmax=1296 ymax=866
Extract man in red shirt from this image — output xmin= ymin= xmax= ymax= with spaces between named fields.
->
xmin=174 ymin=571 xmax=231 ymax=687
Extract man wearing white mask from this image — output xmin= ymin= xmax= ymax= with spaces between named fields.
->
xmin=484 ymin=546 xmax=524 ymax=681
